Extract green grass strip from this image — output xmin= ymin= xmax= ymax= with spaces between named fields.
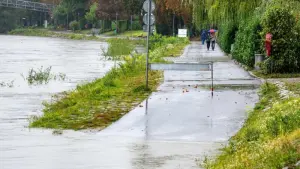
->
xmin=30 ymin=64 xmax=162 ymax=130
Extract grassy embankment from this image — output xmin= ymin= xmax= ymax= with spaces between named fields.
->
xmin=30 ymin=35 xmax=189 ymax=130
xmin=9 ymin=28 xmax=103 ymax=41
xmin=203 ymin=82 xmax=300 ymax=169
xmin=100 ymin=30 xmax=147 ymax=37
xmin=8 ymin=28 xmax=147 ymax=40
xmin=252 ymin=70 xmax=300 ymax=79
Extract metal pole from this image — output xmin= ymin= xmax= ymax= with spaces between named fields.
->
xmin=146 ymin=0 xmax=151 ymax=89
xmin=173 ymin=13 xmax=175 ymax=36
xmin=211 ymin=62 xmax=214 ymax=97
xmin=131 ymin=15 xmax=133 ymax=37
xmin=116 ymin=12 xmax=118 ymax=34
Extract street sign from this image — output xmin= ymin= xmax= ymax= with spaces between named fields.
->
xmin=143 ymin=13 xmax=155 ymax=25
xmin=143 ymin=0 xmax=155 ymax=12
xmin=178 ymin=29 xmax=187 ymax=37
xmin=143 ymin=25 xmax=155 ymax=33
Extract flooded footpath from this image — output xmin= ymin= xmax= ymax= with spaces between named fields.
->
xmin=0 ymin=36 xmax=259 ymax=169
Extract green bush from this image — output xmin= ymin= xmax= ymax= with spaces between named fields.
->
xmin=131 ymin=20 xmax=142 ymax=30
xmin=218 ymin=21 xmax=238 ymax=53
xmin=69 ymin=20 xmax=79 ymax=31
xmin=232 ymin=16 xmax=262 ymax=67
xmin=78 ymin=18 xmax=87 ymax=30
xmin=261 ymin=7 xmax=299 ymax=73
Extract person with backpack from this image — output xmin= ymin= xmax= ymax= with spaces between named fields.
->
xmin=201 ymin=30 xmax=207 ymax=45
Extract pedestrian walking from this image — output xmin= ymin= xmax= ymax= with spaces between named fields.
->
xmin=211 ymin=33 xmax=216 ymax=51
xmin=206 ymin=32 xmax=211 ymax=50
xmin=201 ymin=30 xmax=207 ymax=45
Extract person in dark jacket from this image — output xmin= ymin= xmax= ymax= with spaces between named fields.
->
xmin=201 ymin=30 xmax=207 ymax=45
xmin=206 ymin=32 xmax=211 ymax=50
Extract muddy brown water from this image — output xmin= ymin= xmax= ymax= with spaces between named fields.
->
xmin=0 ymin=36 xmax=259 ymax=169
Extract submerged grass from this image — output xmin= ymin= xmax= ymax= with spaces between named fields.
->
xmin=203 ymin=83 xmax=300 ymax=169
xmin=22 ymin=66 xmax=66 ymax=85
xmin=30 ymin=35 xmax=189 ymax=130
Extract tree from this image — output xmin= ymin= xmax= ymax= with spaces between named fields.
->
xmin=85 ymin=2 xmax=98 ymax=27
xmin=123 ymin=0 xmax=143 ymax=16
xmin=88 ymin=0 xmax=127 ymax=20
xmin=53 ymin=0 xmax=86 ymax=27
xmin=0 ymin=8 xmax=17 ymax=33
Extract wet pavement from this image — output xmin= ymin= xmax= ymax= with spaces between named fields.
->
xmin=0 ymin=37 xmax=259 ymax=169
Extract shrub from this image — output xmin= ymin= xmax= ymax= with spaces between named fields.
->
xmin=232 ymin=16 xmax=262 ymax=67
xmin=218 ymin=21 xmax=238 ymax=53
xmin=131 ymin=20 xmax=142 ymax=30
xmin=261 ymin=7 xmax=299 ymax=73
xmin=69 ymin=21 xmax=79 ymax=31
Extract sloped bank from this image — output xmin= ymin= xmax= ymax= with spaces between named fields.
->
xmin=9 ymin=28 xmax=104 ymax=41
xmin=203 ymin=82 xmax=300 ymax=169
xmin=30 ymin=35 xmax=189 ymax=130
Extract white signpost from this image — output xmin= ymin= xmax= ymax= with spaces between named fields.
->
xmin=178 ymin=29 xmax=187 ymax=38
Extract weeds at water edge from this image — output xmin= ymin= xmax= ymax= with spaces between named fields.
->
xmin=21 ymin=66 xmax=66 ymax=85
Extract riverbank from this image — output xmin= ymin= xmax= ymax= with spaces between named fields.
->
xmin=203 ymin=81 xmax=300 ymax=169
xmin=9 ymin=28 xmax=105 ymax=41
xmin=30 ymin=35 xmax=189 ymax=130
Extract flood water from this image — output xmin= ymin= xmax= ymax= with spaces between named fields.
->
xmin=0 ymin=36 xmax=259 ymax=169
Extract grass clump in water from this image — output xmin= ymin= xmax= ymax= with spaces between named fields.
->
xmin=0 ymin=80 xmax=14 ymax=87
xmin=22 ymin=66 xmax=66 ymax=85
xmin=202 ymin=83 xmax=300 ymax=169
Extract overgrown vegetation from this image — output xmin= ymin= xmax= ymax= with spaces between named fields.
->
xmin=30 ymin=36 xmax=189 ymax=130
xmin=22 ymin=66 xmax=66 ymax=85
xmin=285 ymin=81 xmax=300 ymax=95
xmin=203 ymin=83 xmax=300 ymax=169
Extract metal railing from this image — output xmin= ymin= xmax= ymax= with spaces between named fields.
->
xmin=0 ymin=0 xmax=55 ymax=12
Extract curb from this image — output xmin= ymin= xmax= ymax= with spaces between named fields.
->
xmin=232 ymin=58 xmax=265 ymax=84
